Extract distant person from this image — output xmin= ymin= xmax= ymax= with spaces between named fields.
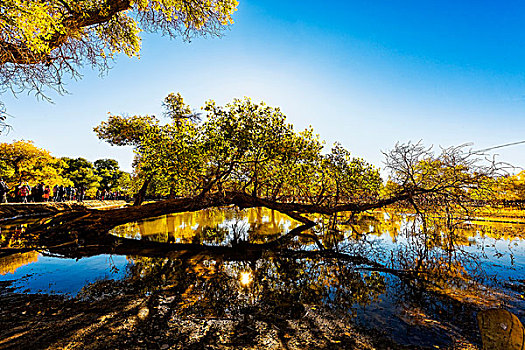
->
xmin=34 ymin=182 xmax=44 ymax=202
xmin=65 ymin=186 xmax=71 ymax=201
xmin=77 ymin=185 xmax=85 ymax=202
xmin=30 ymin=185 xmax=37 ymax=202
xmin=18 ymin=183 xmax=29 ymax=203
xmin=39 ymin=182 xmax=45 ymax=202
xmin=57 ymin=185 xmax=65 ymax=202
xmin=43 ymin=185 xmax=51 ymax=202
xmin=52 ymin=184 xmax=59 ymax=202
xmin=0 ymin=179 xmax=8 ymax=203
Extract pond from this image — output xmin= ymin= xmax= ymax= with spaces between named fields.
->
xmin=0 ymin=207 xmax=524 ymax=349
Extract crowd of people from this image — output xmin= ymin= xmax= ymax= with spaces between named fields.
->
xmin=0 ymin=178 xmax=127 ymax=204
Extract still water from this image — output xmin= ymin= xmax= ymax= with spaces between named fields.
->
xmin=1 ymin=207 xmax=524 ymax=347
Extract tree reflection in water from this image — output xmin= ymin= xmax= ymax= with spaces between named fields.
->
xmin=123 ymin=255 xmax=386 ymax=320
xmin=0 ymin=207 xmax=524 ymax=348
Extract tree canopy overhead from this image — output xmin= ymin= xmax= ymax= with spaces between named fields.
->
xmin=0 ymin=0 xmax=238 ymax=97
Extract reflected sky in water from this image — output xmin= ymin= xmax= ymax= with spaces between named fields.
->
xmin=0 ymin=253 xmax=129 ymax=296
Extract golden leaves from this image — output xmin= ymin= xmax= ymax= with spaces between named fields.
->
xmin=1 ymin=0 xmax=238 ymax=96
xmin=0 ymin=140 xmax=64 ymax=187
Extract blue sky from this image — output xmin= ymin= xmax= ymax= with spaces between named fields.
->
xmin=2 ymin=0 xmax=525 ymax=173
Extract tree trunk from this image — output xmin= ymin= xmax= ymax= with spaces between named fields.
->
xmin=25 ymin=189 xmax=415 ymax=242
xmin=133 ymin=177 xmax=151 ymax=206
xmin=169 ymin=185 xmax=176 ymax=199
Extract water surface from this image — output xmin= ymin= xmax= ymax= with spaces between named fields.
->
xmin=1 ymin=207 xmax=524 ymax=347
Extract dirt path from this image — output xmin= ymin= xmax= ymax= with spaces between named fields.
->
xmin=0 ymin=201 xmax=127 ymax=220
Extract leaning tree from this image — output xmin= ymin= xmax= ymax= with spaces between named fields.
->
xmin=1 ymin=95 xmax=502 ymax=287
xmin=35 ymin=95 xmax=497 ymax=241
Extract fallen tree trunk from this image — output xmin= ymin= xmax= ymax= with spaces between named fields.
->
xmin=25 ymin=190 xmax=416 ymax=239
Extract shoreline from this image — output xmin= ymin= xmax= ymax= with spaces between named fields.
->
xmin=0 ymin=200 xmax=128 ymax=220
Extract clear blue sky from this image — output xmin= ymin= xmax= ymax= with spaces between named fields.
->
xmin=2 ymin=0 xmax=525 ymax=173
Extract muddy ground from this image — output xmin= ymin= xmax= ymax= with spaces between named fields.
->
xmin=0 ymin=278 xmax=482 ymax=350
xmin=0 ymin=285 xmax=379 ymax=350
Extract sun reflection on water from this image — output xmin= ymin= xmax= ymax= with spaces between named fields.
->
xmin=240 ymin=271 xmax=252 ymax=286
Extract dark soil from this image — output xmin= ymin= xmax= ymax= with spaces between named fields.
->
xmin=0 ymin=288 xmax=380 ymax=350
xmin=0 ymin=283 xmax=483 ymax=350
